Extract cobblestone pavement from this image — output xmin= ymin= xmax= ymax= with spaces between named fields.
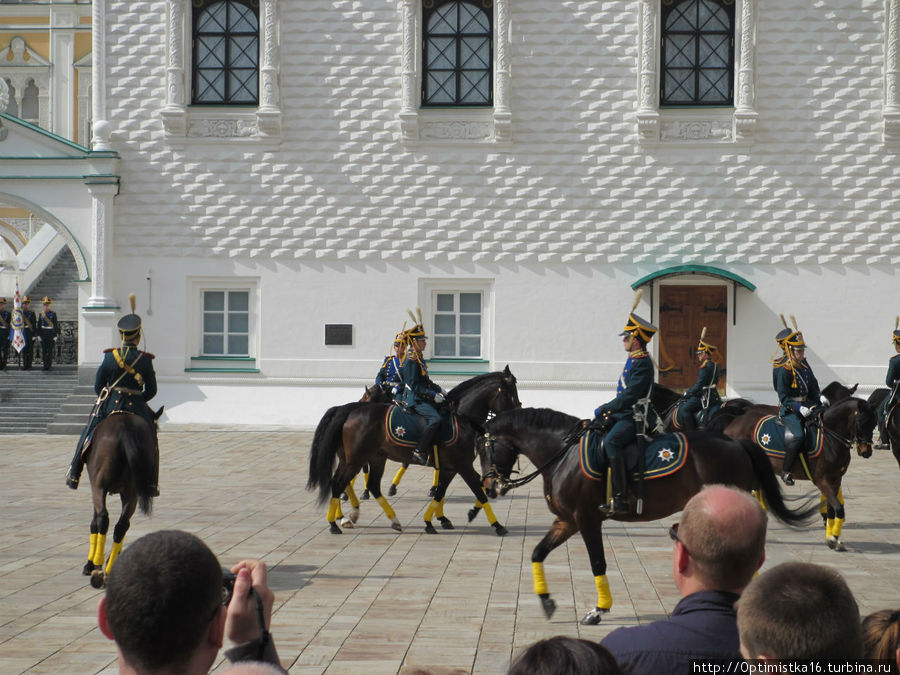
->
xmin=1 ymin=430 xmax=898 ymax=674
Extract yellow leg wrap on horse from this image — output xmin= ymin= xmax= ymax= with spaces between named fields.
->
xmin=826 ymin=518 xmax=834 ymax=539
xmin=431 ymin=469 xmax=440 ymax=488
xmin=89 ymin=533 xmax=98 ymax=562
xmin=752 ymin=490 xmax=768 ymax=510
xmin=105 ymin=541 xmax=124 ymax=574
xmin=376 ymin=496 xmax=397 ymax=521
xmin=363 ymin=471 xmax=369 ymax=488
xmin=837 ymin=487 xmax=844 ymax=506
xmin=436 ymin=499 xmax=445 ymax=518
xmin=327 ymin=497 xmax=340 ymax=522
xmin=532 ymin=562 xmax=549 ymax=595
xmin=595 ymin=574 xmax=613 ymax=610
xmin=423 ymin=499 xmax=439 ymax=522
xmin=348 ymin=474 xmax=357 ymax=488
xmin=344 ymin=484 xmax=360 ymax=508
xmin=819 ymin=494 xmax=827 ymax=516
xmin=832 ymin=517 xmax=844 ymax=538
xmin=92 ymin=534 xmax=107 ymax=566
xmin=479 ymin=501 xmax=498 ymax=525
xmin=392 ymin=466 xmax=406 ymax=486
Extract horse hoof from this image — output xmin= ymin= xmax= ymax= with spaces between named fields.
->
xmin=493 ymin=522 xmax=508 ymax=537
xmin=467 ymin=507 xmax=480 ymax=522
xmin=82 ymin=561 xmax=95 ymax=576
xmin=391 ymin=519 xmax=403 ymax=532
xmin=827 ymin=536 xmax=846 ymax=552
xmin=329 ymin=522 xmax=342 ymax=534
xmin=424 ymin=522 xmax=438 ymax=534
xmin=340 ymin=493 xmax=348 ymax=502
xmin=349 ymin=507 xmax=360 ymax=524
xmin=539 ymin=594 xmax=556 ymax=619
xmin=388 ymin=484 xmax=397 ymax=496
xmin=90 ymin=570 xmax=106 ymax=589
xmin=361 ymin=490 xmax=370 ymax=500
xmin=438 ymin=516 xmax=454 ymax=530
xmin=340 ymin=518 xmax=354 ymax=529
xmin=580 ymin=607 xmax=609 ymax=625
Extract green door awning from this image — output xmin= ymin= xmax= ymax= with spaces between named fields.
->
xmin=631 ymin=265 xmax=756 ymax=292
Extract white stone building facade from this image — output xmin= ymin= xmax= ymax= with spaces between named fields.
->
xmin=6 ymin=0 xmax=900 ymax=427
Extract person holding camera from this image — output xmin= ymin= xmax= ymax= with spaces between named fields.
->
xmin=97 ymin=529 xmax=287 ymax=674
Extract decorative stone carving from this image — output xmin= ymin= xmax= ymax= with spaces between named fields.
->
xmin=660 ymin=119 xmax=732 ymax=142
xmin=420 ymin=121 xmax=492 ymax=140
xmin=188 ymin=119 xmax=258 ymax=138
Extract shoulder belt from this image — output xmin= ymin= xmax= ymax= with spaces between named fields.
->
xmin=112 ymin=348 xmax=145 ymax=387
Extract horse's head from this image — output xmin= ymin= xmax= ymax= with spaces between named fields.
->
xmin=822 ymin=381 xmax=858 ymax=404
xmin=449 ymin=366 xmax=521 ymax=419
xmin=360 ymin=384 xmax=392 ymax=404
xmin=825 ymin=398 xmax=875 ymax=459
xmin=489 ymin=365 xmax=521 ymax=413
xmin=479 ymin=431 xmax=520 ymax=497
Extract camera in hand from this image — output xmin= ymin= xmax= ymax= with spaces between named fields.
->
xmin=222 ymin=569 xmax=237 ymax=606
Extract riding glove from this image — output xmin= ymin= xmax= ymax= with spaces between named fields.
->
xmin=819 ymin=395 xmax=829 ymax=406
xmin=799 ymin=406 xmax=812 ymax=418
xmin=434 ymin=393 xmax=445 ymax=403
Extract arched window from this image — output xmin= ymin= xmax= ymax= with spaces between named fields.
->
xmin=192 ymin=0 xmax=259 ymax=105
xmin=661 ymin=0 xmax=734 ymax=106
xmin=422 ymin=0 xmax=492 ymax=106
xmin=21 ymin=79 xmax=39 ymax=123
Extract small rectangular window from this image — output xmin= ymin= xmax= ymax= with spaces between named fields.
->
xmin=433 ymin=291 xmax=482 ymax=358
xmin=202 ymin=290 xmax=249 ymax=356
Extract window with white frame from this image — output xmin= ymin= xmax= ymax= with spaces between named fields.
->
xmin=192 ymin=0 xmax=259 ymax=105
xmin=202 ymin=289 xmax=249 ymax=356
xmin=432 ymin=290 xmax=482 ymax=358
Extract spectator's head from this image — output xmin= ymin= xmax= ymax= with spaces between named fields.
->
xmin=97 ymin=530 xmax=226 ymax=674
xmin=737 ymin=562 xmax=861 ymax=660
xmin=861 ymin=609 xmax=900 ymax=667
xmin=507 ymin=636 xmax=622 ymax=675
xmin=671 ymin=485 xmax=767 ymax=595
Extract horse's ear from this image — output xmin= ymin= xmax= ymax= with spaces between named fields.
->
xmin=850 ymin=384 xmax=858 ymax=396
xmin=503 ymin=365 xmax=510 ymax=374
xmin=154 ymin=406 xmax=164 ymax=420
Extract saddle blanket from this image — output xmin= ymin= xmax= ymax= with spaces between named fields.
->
xmin=384 ymin=406 xmax=459 ymax=448
xmin=753 ymin=415 xmax=824 ymax=460
xmin=579 ymin=430 xmax=689 ymax=482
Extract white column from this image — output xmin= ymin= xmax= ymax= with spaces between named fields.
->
xmin=734 ymin=0 xmax=758 ymax=140
xmin=636 ymin=0 xmax=660 ymax=142
xmin=91 ymin=0 xmax=111 ymax=150
xmin=399 ymin=0 xmax=418 ymax=140
xmin=161 ymin=0 xmax=188 ymax=136
xmin=50 ymin=6 xmax=77 ymax=140
xmin=492 ymin=0 xmax=511 ymax=142
xmin=885 ymin=0 xmax=900 ymax=142
xmin=256 ymin=0 xmax=281 ymax=135
xmin=86 ymin=181 xmax=117 ymax=307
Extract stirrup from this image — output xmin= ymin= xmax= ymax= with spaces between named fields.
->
xmin=599 ymin=498 xmax=628 ymax=516
xmin=780 ymin=471 xmax=794 ymax=486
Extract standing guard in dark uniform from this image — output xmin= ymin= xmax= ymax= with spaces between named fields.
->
xmin=673 ymin=328 xmax=723 ymax=431
xmin=38 ymin=296 xmax=61 ymax=370
xmin=0 ymin=297 xmax=10 ymax=370
xmin=20 ymin=296 xmax=37 ymax=370
xmin=397 ymin=315 xmax=447 ymax=466
xmin=594 ymin=303 xmax=659 ymax=516
xmin=876 ymin=317 xmax=900 ymax=447
xmin=772 ymin=317 xmax=828 ymax=486
xmin=66 ymin=294 xmax=159 ymax=495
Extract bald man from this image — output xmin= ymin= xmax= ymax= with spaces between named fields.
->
xmin=600 ymin=485 xmax=767 ymax=674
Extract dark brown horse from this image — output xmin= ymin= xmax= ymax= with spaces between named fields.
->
xmin=868 ymin=388 xmax=900 ymax=470
xmin=308 ymin=367 xmax=520 ymax=535
xmin=713 ymin=394 xmax=874 ymax=551
xmin=82 ymin=409 xmax=161 ymax=587
xmin=481 ymin=407 xmax=817 ymax=625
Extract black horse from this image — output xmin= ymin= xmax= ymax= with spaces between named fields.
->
xmin=82 ymin=409 xmax=161 ymax=587
xmin=481 ymin=407 xmax=817 ymax=625
xmin=308 ymin=367 xmax=520 ymax=535
xmin=869 ymin=388 xmax=900 ymax=470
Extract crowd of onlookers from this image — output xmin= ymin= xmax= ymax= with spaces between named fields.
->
xmin=95 ymin=485 xmax=899 ymax=674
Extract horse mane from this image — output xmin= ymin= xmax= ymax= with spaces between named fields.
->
xmin=487 ymin=407 xmax=579 ymax=434
xmin=446 ymin=371 xmax=504 ymax=402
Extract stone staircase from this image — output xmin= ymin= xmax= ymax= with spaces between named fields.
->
xmin=26 ymin=251 xmax=79 ymax=323
xmin=0 ymin=365 xmax=84 ymax=434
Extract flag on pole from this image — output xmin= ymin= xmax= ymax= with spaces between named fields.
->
xmin=10 ymin=279 xmax=25 ymax=353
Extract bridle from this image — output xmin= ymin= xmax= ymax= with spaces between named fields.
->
xmin=481 ymin=432 xmax=570 ymax=493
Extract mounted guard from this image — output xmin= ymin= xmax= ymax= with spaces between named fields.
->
xmin=65 ymin=294 xmax=160 ymax=495
xmin=374 ymin=327 xmax=406 ymax=398
xmin=876 ymin=316 xmax=900 ymax=447
xmin=593 ymin=291 xmax=658 ymax=516
xmin=672 ymin=327 xmax=723 ymax=431
xmin=772 ymin=315 xmax=828 ymax=486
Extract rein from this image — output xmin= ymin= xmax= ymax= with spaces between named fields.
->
xmin=484 ymin=433 xmax=571 ymax=491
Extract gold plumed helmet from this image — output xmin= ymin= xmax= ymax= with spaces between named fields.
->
xmin=775 ymin=314 xmax=806 ymax=349
xmin=892 ymin=316 xmax=900 ymax=345
xmin=696 ymin=327 xmax=717 ymax=354
xmin=619 ymin=290 xmax=657 ymax=343
xmin=117 ymin=293 xmax=142 ymax=341
xmin=405 ymin=308 xmax=427 ymax=341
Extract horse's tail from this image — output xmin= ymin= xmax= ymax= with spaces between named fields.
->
xmin=120 ymin=419 xmax=155 ymax=516
xmin=307 ymin=402 xmax=363 ymax=504
xmin=738 ymin=439 xmax=817 ymax=527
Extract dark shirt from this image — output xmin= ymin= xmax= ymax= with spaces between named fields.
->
xmin=599 ymin=589 xmax=742 ymax=675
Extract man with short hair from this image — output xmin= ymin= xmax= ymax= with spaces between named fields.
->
xmin=37 ymin=295 xmax=60 ymax=370
xmin=736 ymin=561 xmax=861 ymax=661
xmin=97 ymin=529 xmax=286 ymax=675
xmin=599 ymin=485 xmax=767 ymax=674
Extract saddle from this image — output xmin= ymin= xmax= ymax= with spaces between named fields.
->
xmin=578 ymin=430 xmax=689 ymax=482
xmin=752 ymin=415 xmax=824 ymax=460
xmin=384 ymin=405 xmax=459 ymax=448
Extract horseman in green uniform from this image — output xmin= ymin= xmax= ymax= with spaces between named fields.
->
xmin=396 ymin=317 xmax=447 ymax=466
xmin=876 ymin=317 xmax=900 ymax=447
xmin=65 ymin=294 xmax=159 ymax=495
xmin=772 ymin=318 xmax=829 ymax=486
xmin=673 ymin=328 xmax=723 ymax=431
xmin=593 ymin=304 xmax=658 ymax=516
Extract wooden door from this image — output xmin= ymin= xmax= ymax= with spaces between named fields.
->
xmin=657 ymin=285 xmax=727 ymax=392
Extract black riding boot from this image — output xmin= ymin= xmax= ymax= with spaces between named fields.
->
xmin=412 ymin=422 xmax=440 ymax=466
xmin=150 ymin=442 xmax=160 ymax=497
xmin=65 ymin=447 xmax=84 ymax=490
xmin=781 ymin=443 xmax=799 ymax=486
xmin=599 ymin=455 xmax=628 ymax=516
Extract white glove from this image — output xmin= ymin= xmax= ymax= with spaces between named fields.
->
xmin=799 ymin=406 xmax=812 ymax=418
xmin=819 ymin=395 xmax=829 ymax=406
xmin=434 ymin=393 xmax=445 ymax=404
